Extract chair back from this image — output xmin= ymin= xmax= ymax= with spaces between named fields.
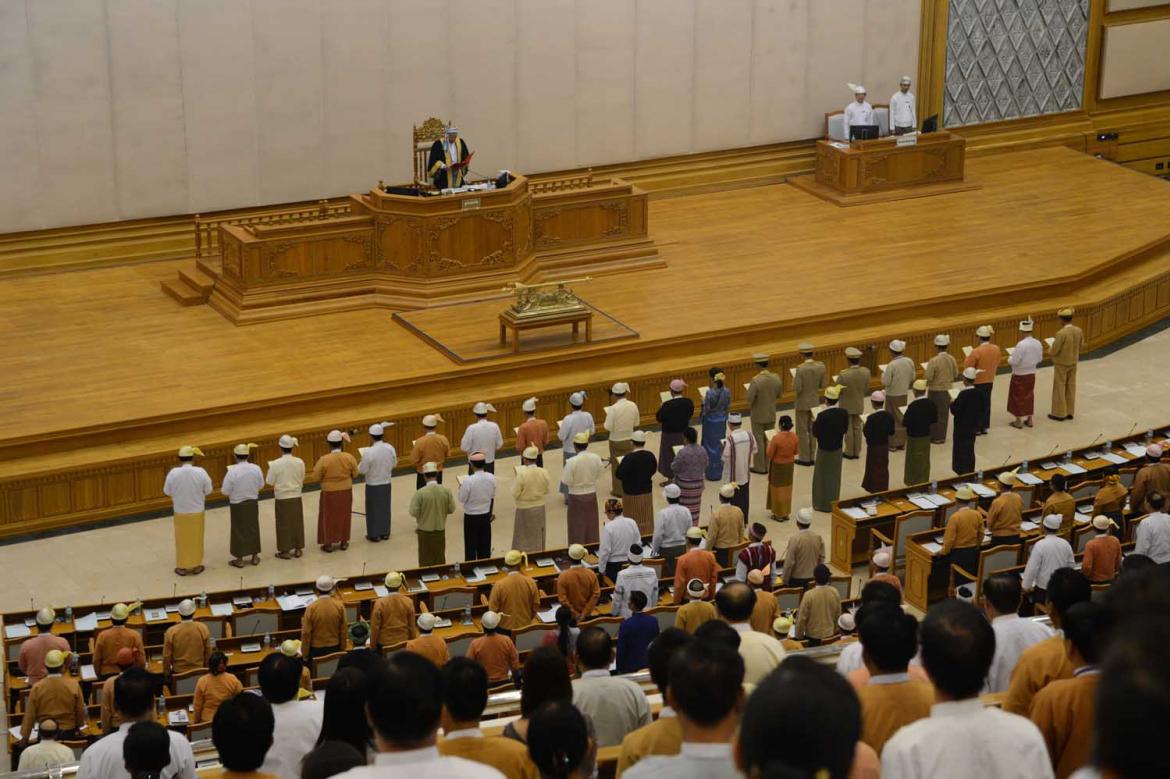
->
xmin=650 ymin=607 xmax=677 ymax=632
xmin=514 ymin=624 xmax=556 ymax=652
xmin=62 ymin=739 xmax=88 ymax=760
xmin=824 ymin=104 xmax=891 ymax=140
xmin=893 ymin=511 xmax=935 ymax=563
xmin=344 ymin=603 xmax=360 ymax=624
xmin=580 ymin=616 xmax=622 ymax=637
xmin=1074 ymin=525 xmax=1096 ymax=553
xmin=1069 ymin=479 xmax=1101 ymax=501
xmin=446 ymin=633 xmax=477 ymax=658
xmin=231 ymin=609 xmax=280 ymax=638
xmin=433 ymin=588 xmax=476 ymax=612
xmin=311 ymin=651 xmax=346 ymax=680
xmin=6 ymin=635 xmax=29 ymax=663
xmin=173 ymin=668 xmax=205 ymax=695
xmin=187 ymin=722 xmax=214 ymax=743
xmin=774 ymin=587 xmax=804 ymax=612
xmin=643 ymin=558 xmax=666 ymax=579
xmin=413 ymin=117 xmax=448 ymax=186
xmin=981 ymin=544 xmax=1022 ymax=578
xmin=382 ymin=641 xmax=406 ymax=657
xmin=195 ymin=616 xmax=225 ymax=639
xmin=829 ymin=576 xmax=852 ymax=600
xmin=1126 ymin=514 xmax=1148 ymax=543
xmin=1119 ymin=468 xmax=1137 ymax=488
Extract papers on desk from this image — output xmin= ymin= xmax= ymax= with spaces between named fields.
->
xmin=276 ymin=594 xmax=312 ymax=612
xmin=420 ymin=573 xmax=441 ymax=583
xmin=474 ymin=565 xmax=500 ymax=577
xmin=81 ymin=664 xmax=97 ymax=682
xmin=4 ymin=623 xmax=31 ymax=640
xmin=433 ymin=617 xmax=453 ymax=629
xmin=1077 ymin=503 xmax=1094 ymax=515
xmin=167 ymin=709 xmax=189 ymax=726
xmin=232 ymin=595 xmax=253 ymax=607
xmin=74 ymin=612 xmax=99 ymax=632
xmin=660 ymin=391 xmax=672 ymax=403
xmin=968 ymin=483 xmax=997 ymax=499
xmin=96 ymin=611 xmax=112 ymax=621
xmin=1074 ymin=512 xmax=1092 ymax=525
xmin=537 ymin=606 xmax=559 ymax=624
xmin=240 ymin=642 xmax=262 ymax=653
xmin=1044 ymin=337 xmax=1055 ymax=348
xmin=921 ymin=542 xmax=943 ymax=555
xmin=1100 ymin=452 xmax=1128 ymax=465
xmin=372 ymin=584 xmax=389 ymax=598
xmin=1061 ymin=463 xmax=1087 ymax=475
xmin=1124 ymin=443 xmax=1147 ymax=457
xmin=535 ymin=557 xmax=557 ymax=569
xmin=842 ymin=507 xmax=870 ymax=520
xmin=165 ymin=604 xmax=179 ymax=613
xmin=962 ymin=345 xmax=973 ymax=357
xmin=143 ymin=608 xmax=169 ymax=623
xmin=1020 ymin=520 xmax=1039 ymax=532
xmin=1015 ymin=472 xmax=1043 ymax=486
xmin=407 ymin=582 xmax=428 ymax=595
xmin=1039 ymin=461 xmax=1061 ymax=471
xmin=353 ymin=581 xmax=373 ymax=591
xmin=907 ymin=493 xmax=940 ymax=510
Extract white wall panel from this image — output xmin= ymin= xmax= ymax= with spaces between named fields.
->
xmin=863 ymin=0 xmax=920 ymax=113
xmin=0 ymin=0 xmax=41 ymax=231
xmin=693 ymin=0 xmax=753 ymax=151
xmin=634 ymin=0 xmax=696 ymax=158
xmin=1100 ymin=19 xmax=1170 ymax=99
xmin=450 ymin=0 xmax=517 ymax=176
xmin=807 ymin=0 xmax=867 ymax=140
xmin=384 ymin=0 xmax=451 ymax=185
xmin=515 ymin=0 xmax=576 ymax=172
xmin=178 ymin=0 xmax=260 ymax=214
xmin=749 ymin=0 xmax=809 ymax=144
xmin=107 ymin=0 xmax=188 ymax=218
xmin=575 ymin=0 xmax=636 ymax=166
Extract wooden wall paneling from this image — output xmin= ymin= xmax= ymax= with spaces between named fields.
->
xmin=36 ymin=482 xmax=71 ymax=518
xmin=916 ymin=0 xmax=948 ymax=126
xmin=107 ymin=470 xmax=138 ymax=507
xmin=69 ymin=476 xmax=104 ymax=513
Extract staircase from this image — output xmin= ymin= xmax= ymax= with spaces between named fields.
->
xmin=160 ymin=258 xmax=219 ymax=306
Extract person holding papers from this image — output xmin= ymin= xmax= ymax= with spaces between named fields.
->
xmin=358 ymin=423 xmax=396 ymax=542
xmin=558 ymin=392 xmax=595 ymax=500
xmin=882 ymin=339 xmax=916 ymax=451
xmin=459 ymin=452 xmax=496 ymax=561
xmin=515 ymin=397 xmax=549 ymax=467
xmin=951 ymin=368 xmax=987 ymax=475
xmin=838 ymin=347 xmax=870 ymax=459
xmin=1048 ymin=307 xmax=1085 ymax=421
xmin=511 ymin=446 xmax=551 ymax=551
xmin=410 ymin=414 xmax=450 ymax=488
xmin=844 ymin=84 xmax=876 ymax=140
xmin=721 ymin=413 xmax=756 ymax=518
xmin=903 ymin=380 xmax=938 ymax=486
xmin=924 ymin=334 xmax=959 ymax=443
xmin=965 ymin=325 xmax=1001 ymax=435
xmin=700 ymin=369 xmax=732 ymax=480
xmin=603 ymin=382 xmax=639 ymax=497
xmin=656 ymin=379 xmax=695 ymax=478
xmin=410 ymin=462 xmax=455 ymax=566
xmin=615 ymin=431 xmax=658 ymax=534
xmin=811 ymin=386 xmax=850 ymax=512
xmin=890 ymin=77 xmax=917 ymax=134
xmin=792 ymin=344 xmax=827 ymax=465
xmin=1008 ymin=318 xmax=1044 ymax=429
xmin=862 ymin=391 xmax=895 ymax=493
xmin=747 ymin=353 xmax=782 ymax=474
xmin=561 ymin=431 xmax=604 ymax=544
xmin=427 ymin=124 xmax=471 ymax=189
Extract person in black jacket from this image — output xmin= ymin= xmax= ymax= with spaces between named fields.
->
xmin=656 ymin=378 xmax=695 ymax=478
xmin=862 ymin=391 xmax=896 ymax=493
xmin=903 ymin=379 xmax=939 ymax=486
xmin=614 ymin=431 xmax=658 ymax=534
xmin=950 ymin=368 xmax=987 ymax=475
xmin=426 ymin=125 xmax=471 ymax=189
xmin=812 ymin=386 xmax=850 ymax=512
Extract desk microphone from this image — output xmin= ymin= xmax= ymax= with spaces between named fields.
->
xmin=1044 ymin=444 xmax=1060 ymax=459
xmin=1087 ymin=433 xmax=1103 ymax=449
xmin=1001 ymin=454 xmax=1013 ymax=467
xmin=361 ymin=562 xmax=367 ymax=578
xmin=1126 ymin=422 xmax=1138 ymax=438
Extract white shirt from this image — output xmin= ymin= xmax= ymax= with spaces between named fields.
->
xmin=561 ymin=450 xmax=604 ymax=494
xmin=458 ymin=471 xmax=497 ymax=515
xmin=652 ymin=504 xmax=692 ymax=555
xmin=597 ymin=515 xmax=642 ymax=572
xmin=1022 ymin=534 xmax=1075 ymax=591
xmin=604 ymin=398 xmax=641 ymax=441
xmin=1009 ymin=336 xmax=1044 ymax=376
xmin=572 ymin=670 xmax=652 ymax=747
xmin=260 ymin=698 xmax=325 ymax=779
xmin=890 ymin=90 xmax=917 ymax=128
xmin=461 ymin=419 xmax=504 ymax=463
xmin=721 ymin=428 xmax=756 ymax=484
xmin=837 ymin=640 xmax=924 ymax=676
xmin=623 ymin=742 xmax=740 ymax=779
xmin=78 ymin=721 xmax=196 ymax=779
xmin=883 ymin=355 xmax=916 ymax=396
xmin=1135 ymin=511 xmax=1170 ymax=562
xmin=612 ymin=564 xmax=661 ymax=617
xmin=986 ymin=614 xmax=1054 ymax=692
xmin=220 ymin=461 xmax=264 ymax=504
xmin=335 ymin=745 xmax=503 ymax=778
xmin=18 ymin=740 xmax=76 ymax=771
xmin=163 ymin=463 xmax=213 ymax=514
xmin=358 ymin=440 xmax=398 ymax=485
xmin=843 ymin=100 xmax=876 ymax=138
xmin=881 ymin=698 xmax=1054 ymax=779
xmin=558 ymin=409 xmax=596 ymax=447
xmin=730 ymin=622 xmax=786 ymax=686
xmin=266 ymin=454 xmax=306 ymax=499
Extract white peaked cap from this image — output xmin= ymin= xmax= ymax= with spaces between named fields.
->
xmin=838 ymin=612 xmax=856 ymax=631
xmin=422 ymin=414 xmax=443 ymax=428
xmin=976 ymin=325 xmax=994 ymax=338
xmin=631 ymin=430 xmax=647 ymax=443
xmin=900 ymin=75 xmax=912 ymax=84
xmin=326 ymin=429 xmax=344 ymax=443
xmin=719 ymin=483 xmax=737 ymax=498
xmin=481 ymin=611 xmax=502 ymax=629
xmin=278 ymin=434 xmax=298 ymax=449
xmin=1019 ymin=318 xmax=1034 ymax=332
xmin=36 ymin=607 xmax=55 ymax=626
xmin=889 ymin=339 xmax=906 ymax=352
xmin=233 ymin=443 xmax=258 ymax=456
xmin=611 ymin=382 xmax=629 ymax=395
xmin=934 ymin=334 xmax=950 ymax=346
xmin=385 ymin=571 xmax=404 ymax=588
xmin=316 ymin=575 xmax=337 ymax=592
xmin=417 ymin=612 xmax=437 ymax=631
xmin=422 ymin=461 xmax=439 ymax=474
xmin=849 ymin=83 xmax=867 ymax=94
xmin=1042 ymin=514 xmax=1063 ymax=530
xmin=569 ymin=392 xmax=585 ymax=407
xmin=522 ymin=397 xmax=538 ymax=412
xmin=664 ymin=483 xmax=681 ymax=499
xmin=797 ymin=508 xmax=814 ymax=525
xmin=369 ymin=421 xmax=393 ymax=436
xmin=522 ymin=446 xmax=540 ymax=460
xmin=568 ymin=544 xmax=587 ymax=560
xmin=178 ymin=599 xmax=196 ymax=617
xmin=472 ymin=402 xmax=496 ymax=415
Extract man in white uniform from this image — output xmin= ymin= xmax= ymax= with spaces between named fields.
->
xmin=890 ymin=76 xmax=917 ymax=134
xmin=611 ymin=544 xmax=660 ymax=618
xmin=221 ymin=443 xmax=264 ymax=568
xmin=597 ymin=498 xmax=642 ymax=583
xmin=1008 ymin=317 xmax=1044 ymax=429
xmin=163 ymin=445 xmax=213 ymax=576
xmin=461 ymin=402 xmax=503 ymax=473
xmin=266 ymin=435 xmax=306 ymax=559
xmin=558 ymin=391 xmax=595 ymax=499
xmin=721 ymin=412 xmax=757 ymax=519
xmin=844 ymin=84 xmax=876 ymax=140
xmin=881 ymin=600 xmax=1053 ymax=779
xmin=359 ymin=422 xmax=397 ymax=541
xmin=981 ymin=573 xmax=1053 ymax=693
xmin=604 ymin=381 xmax=640 ymax=497
xmin=883 ymin=339 xmax=916 ymax=450
xmin=1022 ymin=514 xmax=1076 ymax=605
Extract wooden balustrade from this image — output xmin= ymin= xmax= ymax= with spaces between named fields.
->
xmin=192 ymin=199 xmax=353 ymax=258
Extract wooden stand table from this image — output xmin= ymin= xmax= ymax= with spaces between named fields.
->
xmin=499 ymin=308 xmax=593 ymax=352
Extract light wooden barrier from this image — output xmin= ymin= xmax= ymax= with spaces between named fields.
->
xmin=193 ymin=199 xmax=353 ymax=258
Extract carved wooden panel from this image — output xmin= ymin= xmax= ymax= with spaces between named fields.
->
xmin=248 ymin=230 xmax=375 ymax=283
xmin=532 ymin=199 xmax=632 ymax=249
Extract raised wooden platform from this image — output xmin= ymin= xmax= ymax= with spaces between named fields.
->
xmin=2 ymin=147 xmax=1170 ymax=537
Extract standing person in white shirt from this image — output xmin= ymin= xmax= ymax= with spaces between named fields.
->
xmin=358 ymin=422 xmax=397 ymax=542
xmin=981 ymin=572 xmax=1053 ymax=693
xmin=561 ymin=432 xmax=604 ymax=545
xmin=890 ymin=76 xmax=917 ymax=134
xmin=221 ymin=443 xmax=264 ymax=569
xmin=163 ymin=445 xmax=213 ymax=577
xmin=1023 ymin=515 xmax=1076 ymax=606
xmin=266 ymin=435 xmax=305 ymax=559
xmin=333 ymin=652 xmax=503 ymax=779
xmin=459 ymin=452 xmax=497 ymax=561
xmin=624 ymin=640 xmax=744 ymax=779
xmin=511 ymin=446 xmax=552 ymax=552
xmin=78 ymin=668 xmax=197 ymax=779
xmin=721 ymin=413 xmax=756 ymax=519
xmin=1008 ymin=317 xmax=1044 ymax=429
xmin=571 ymin=627 xmax=652 ymax=747
xmin=257 ymin=652 xmax=324 ymax=779
xmin=882 ymin=600 xmax=1053 ymax=779
xmin=1134 ymin=491 xmax=1170 ymax=562
xmin=597 ymin=498 xmax=642 ymax=584
xmin=715 ymin=582 xmax=786 ymax=686
xmin=844 ymin=84 xmax=876 ymax=140
xmin=883 ymin=339 xmax=916 ymax=451
xmin=558 ymin=392 xmax=595 ymax=500
xmin=651 ymin=483 xmax=691 ymax=575
xmin=461 ymin=403 xmax=504 ymax=473
xmin=611 ymin=544 xmax=660 ymax=618
xmin=604 ymin=381 xmax=640 ymax=497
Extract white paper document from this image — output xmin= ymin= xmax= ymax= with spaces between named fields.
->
xmin=73 ymin=613 xmax=99 ymax=632
xmin=537 ymin=606 xmax=559 ymax=624
xmin=921 ymin=542 xmax=943 ymax=554
xmin=968 ymin=483 xmax=996 ymax=499
xmin=907 ymin=494 xmax=938 ymax=510
xmin=1124 ymin=443 xmax=1147 ymax=457
xmin=210 ymin=603 xmax=234 ymax=617
xmin=1016 ymin=472 xmax=1043 ymax=486
xmin=843 ymin=507 xmax=870 ymax=520
xmin=1020 ymin=520 xmax=1039 ymax=532
xmin=962 ymin=345 xmax=973 ymax=357
xmin=143 ymin=608 xmax=169 ymax=623
xmin=1100 ymin=452 xmax=1128 ymax=465
xmin=81 ymin=664 xmax=97 ymax=682
xmin=926 ymin=494 xmax=952 ymax=507
xmin=372 ymin=585 xmax=389 ymax=598
xmin=4 ymin=623 xmax=31 ymax=640
xmin=1044 ymin=337 xmax=1055 ymax=348
xmin=1060 ymin=463 xmax=1087 ymax=475
xmin=660 ymin=391 xmax=672 ymax=403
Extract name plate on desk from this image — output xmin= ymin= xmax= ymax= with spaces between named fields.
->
xmin=896 ymin=133 xmax=918 ymax=146
xmin=461 ymin=198 xmax=481 ymax=211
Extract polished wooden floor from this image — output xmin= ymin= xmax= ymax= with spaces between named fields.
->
xmin=3 ymin=147 xmax=1170 ymax=479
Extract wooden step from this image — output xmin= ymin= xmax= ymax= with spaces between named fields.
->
xmin=160 ymin=276 xmax=207 ymax=306
xmin=178 ymin=264 xmax=216 ymax=294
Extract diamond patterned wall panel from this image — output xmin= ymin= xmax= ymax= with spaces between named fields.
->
xmin=944 ymin=0 xmax=1089 ymax=127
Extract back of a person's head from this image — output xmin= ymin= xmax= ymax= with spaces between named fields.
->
xmin=628 ymin=590 xmax=648 ymax=612
xmin=1051 ymin=473 xmax=1067 ymax=492
xmin=1105 ymin=562 xmax=1170 ymax=622
xmin=114 ymin=668 xmax=156 ymax=720
xmin=737 ymin=657 xmax=860 ymax=779
xmin=919 ymin=600 xmax=994 ymax=700
xmin=1148 ymin=491 xmax=1165 ymax=510
xmin=857 ymin=603 xmax=919 ymax=673
xmin=258 ymin=652 xmax=303 ymax=704
xmin=337 ymin=647 xmax=384 ymax=676
xmin=527 ymin=701 xmax=590 ymax=779
xmin=715 ymin=581 xmax=756 ymax=622
xmin=208 ymin=651 xmax=228 ymax=675
xmin=694 ymin=619 xmax=741 ymax=650
xmin=1118 ymin=553 xmax=1155 ymax=579
xmin=213 ymin=692 xmax=274 ymax=772
xmin=520 ymin=647 xmax=573 ymax=717
xmin=575 ymin=626 xmax=612 ymax=670
xmin=981 ymin=572 xmax=1022 ymax=615
xmin=318 ymin=668 xmax=371 ymax=753
xmin=669 ymin=639 xmax=744 ymax=726
xmin=300 ymin=740 xmax=368 ymax=779
xmin=813 ymin=564 xmax=831 ymax=586
xmin=367 ymin=652 xmax=442 ymax=747
xmin=647 ymin=628 xmax=693 ymax=695
xmin=442 ymin=657 xmax=489 ymax=722
xmin=1062 ymin=601 xmax=1108 ymax=665
xmin=123 ymin=720 xmax=172 ymax=779
xmin=859 ymin=579 xmax=902 ymax=607
xmin=1047 ymin=567 xmax=1091 ymax=621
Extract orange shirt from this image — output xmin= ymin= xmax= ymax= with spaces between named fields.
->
xmin=93 ymin=626 xmax=146 ymax=677
xmin=370 ymin=593 xmax=418 ymax=648
xmin=467 ymin=633 xmax=519 ymax=683
xmin=516 ymin=418 xmax=550 ymax=453
xmin=964 ymin=342 xmax=1001 ymax=384
xmin=1003 ymin=635 xmax=1073 ymax=715
xmin=766 ymin=431 xmax=799 ymax=464
xmin=672 ymin=548 xmax=720 ymax=600
xmin=301 ymin=594 xmax=347 ymax=649
xmin=409 ymin=433 xmax=451 ymax=472
xmin=488 ymin=573 xmax=543 ymax=631
xmin=987 ymin=491 xmax=1025 ymax=537
xmin=405 ymin=634 xmax=450 ymax=667
xmin=556 ymin=566 xmax=600 ymax=620
xmin=1081 ymin=535 xmax=1122 ymax=583
xmin=942 ymin=507 xmax=985 ymax=554
xmin=1030 ymin=672 xmax=1099 ymax=779
xmin=311 ymin=450 xmax=359 ymax=492
xmin=192 ymin=671 xmax=243 ymax=724
xmin=1042 ymin=492 xmax=1077 ymax=532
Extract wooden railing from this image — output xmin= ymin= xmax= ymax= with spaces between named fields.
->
xmin=193 ymin=199 xmax=353 ymax=257
xmin=530 ymin=171 xmax=594 ymax=194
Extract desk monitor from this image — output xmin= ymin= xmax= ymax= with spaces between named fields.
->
xmin=922 ymin=115 xmax=939 ymax=134
xmin=849 ymin=125 xmax=880 ymax=141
